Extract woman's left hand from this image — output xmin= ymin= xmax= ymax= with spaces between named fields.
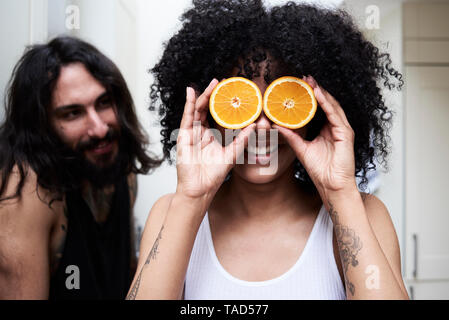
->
xmin=274 ymin=76 xmax=357 ymax=196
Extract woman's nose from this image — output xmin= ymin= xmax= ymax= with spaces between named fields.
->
xmin=252 ymin=78 xmax=273 ymax=130
xmin=254 ymin=110 xmax=273 ymax=130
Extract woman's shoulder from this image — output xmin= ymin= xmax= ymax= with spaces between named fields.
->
xmin=138 ymin=193 xmax=176 ymax=263
xmin=359 ymin=192 xmax=399 ymax=245
xmin=152 ymin=193 xmax=175 ymax=212
xmin=360 ymin=192 xmax=389 ymax=216
xmin=1 ymin=164 xmax=63 ymax=217
xmin=144 ymin=193 xmax=175 ymax=227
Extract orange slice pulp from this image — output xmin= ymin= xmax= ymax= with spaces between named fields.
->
xmin=209 ymin=77 xmax=263 ymax=129
xmin=263 ymin=76 xmax=317 ymax=129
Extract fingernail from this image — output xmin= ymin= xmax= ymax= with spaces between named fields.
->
xmin=187 ymin=87 xmax=196 ymax=99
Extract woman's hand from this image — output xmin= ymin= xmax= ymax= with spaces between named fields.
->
xmin=176 ymin=79 xmax=256 ymax=204
xmin=274 ymin=76 xmax=357 ymax=196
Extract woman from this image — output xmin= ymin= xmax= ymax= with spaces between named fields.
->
xmin=128 ymin=0 xmax=409 ymax=300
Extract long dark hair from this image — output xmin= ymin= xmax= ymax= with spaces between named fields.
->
xmin=0 ymin=36 xmax=161 ymax=204
xmin=150 ymin=0 xmax=403 ymax=194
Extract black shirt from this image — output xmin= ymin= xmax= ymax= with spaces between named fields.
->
xmin=49 ymin=177 xmax=132 ymax=300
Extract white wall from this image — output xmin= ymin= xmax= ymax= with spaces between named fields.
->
xmin=133 ymin=0 xmax=191 ymax=228
xmin=47 ymin=0 xmax=71 ymax=39
xmin=71 ymin=0 xmax=116 ymax=59
xmin=0 ymin=0 xmax=48 ymax=122
xmin=341 ymin=0 xmax=405 ymax=268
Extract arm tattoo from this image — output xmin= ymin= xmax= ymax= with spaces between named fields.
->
xmin=126 ymin=226 xmax=164 ymax=300
xmin=328 ymin=202 xmax=362 ymax=297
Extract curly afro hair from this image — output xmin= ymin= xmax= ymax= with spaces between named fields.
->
xmin=149 ymin=0 xmax=403 ymax=193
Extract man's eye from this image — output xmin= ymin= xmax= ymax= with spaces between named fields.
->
xmin=98 ymin=99 xmax=113 ymax=109
xmin=63 ymin=110 xmax=81 ymax=119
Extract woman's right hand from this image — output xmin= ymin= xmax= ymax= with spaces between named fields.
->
xmin=175 ymin=79 xmax=256 ymax=206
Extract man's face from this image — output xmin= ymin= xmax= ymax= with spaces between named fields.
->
xmin=49 ymin=62 xmax=120 ymax=170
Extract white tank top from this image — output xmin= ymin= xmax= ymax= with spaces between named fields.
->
xmin=185 ymin=204 xmax=346 ymax=300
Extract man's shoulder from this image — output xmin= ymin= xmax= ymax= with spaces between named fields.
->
xmin=0 ymin=165 xmax=63 ymax=298
xmin=0 ymin=164 xmax=63 ymax=226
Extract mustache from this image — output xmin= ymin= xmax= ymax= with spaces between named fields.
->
xmin=75 ymin=128 xmax=120 ymax=152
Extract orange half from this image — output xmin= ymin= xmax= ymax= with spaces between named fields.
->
xmin=209 ymin=77 xmax=263 ymax=129
xmin=263 ymin=76 xmax=317 ymax=129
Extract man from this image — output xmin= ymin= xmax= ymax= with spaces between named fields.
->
xmin=0 ymin=36 xmax=160 ymax=299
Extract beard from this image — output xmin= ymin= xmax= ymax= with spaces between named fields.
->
xmin=58 ymin=128 xmax=131 ymax=189
xmin=75 ymin=146 xmax=129 ymax=188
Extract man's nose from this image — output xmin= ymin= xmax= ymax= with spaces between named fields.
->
xmin=86 ymin=109 xmax=108 ymax=139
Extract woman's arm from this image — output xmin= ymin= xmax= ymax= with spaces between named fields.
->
xmin=276 ymin=75 xmax=408 ymax=300
xmin=126 ymin=81 xmax=255 ymax=300
xmin=126 ymin=193 xmax=208 ymax=300
xmin=324 ymin=187 xmax=409 ymax=299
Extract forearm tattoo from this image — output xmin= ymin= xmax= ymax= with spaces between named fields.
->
xmin=126 ymin=226 xmax=164 ymax=300
xmin=328 ymin=202 xmax=362 ymax=297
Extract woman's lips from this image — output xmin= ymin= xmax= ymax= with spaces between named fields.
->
xmin=245 ymin=143 xmax=283 ymax=165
